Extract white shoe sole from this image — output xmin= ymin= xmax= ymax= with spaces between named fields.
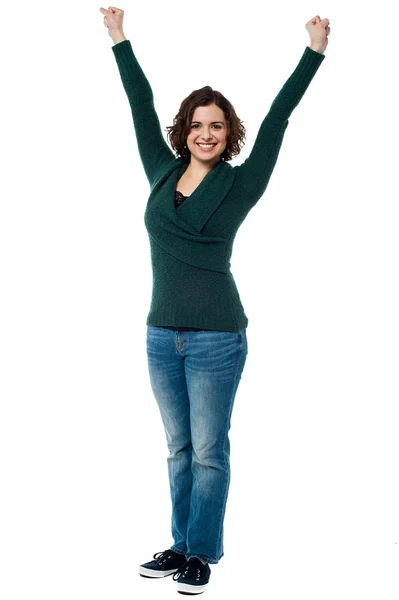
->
xmin=175 ymin=581 xmax=208 ymax=594
xmin=138 ymin=565 xmax=177 ymax=578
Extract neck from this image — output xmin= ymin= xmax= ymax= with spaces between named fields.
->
xmin=186 ymin=156 xmax=221 ymax=179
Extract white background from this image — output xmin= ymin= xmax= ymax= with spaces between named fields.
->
xmin=1 ymin=0 xmax=398 ymax=598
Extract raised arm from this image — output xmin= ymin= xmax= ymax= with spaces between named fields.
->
xmin=100 ymin=7 xmax=175 ymax=187
xmin=234 ymin=16 xmax=329 ymax=203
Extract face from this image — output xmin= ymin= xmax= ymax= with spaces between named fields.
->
xmin=185 ymin=104 xmax=228 ymax=166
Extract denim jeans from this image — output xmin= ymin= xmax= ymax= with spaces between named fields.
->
xmin=146 ymin=325 xmax=248 ymax=565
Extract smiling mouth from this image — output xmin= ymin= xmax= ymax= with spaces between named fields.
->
xmin=196 ymin=143 xmax=217 ymax=151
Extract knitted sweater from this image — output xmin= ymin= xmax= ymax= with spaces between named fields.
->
xmin=111 ymin=40 xmax=325 ymax=332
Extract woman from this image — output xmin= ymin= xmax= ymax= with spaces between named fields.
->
xmin=100 ymin=6 xmax=330 ymax=594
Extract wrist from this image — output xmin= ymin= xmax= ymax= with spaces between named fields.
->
xmin=110 ymin=31 xmax=127 ymax=44
xmin=309 ymin=44 xmax=324 ymax=54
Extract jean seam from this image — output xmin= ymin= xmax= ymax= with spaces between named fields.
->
xmin=170 ymin=546 xmax=187 ymax=556
xmin=185 ymin=552 xmax=219 ymax=565
xmin=213 ymin=336 xmax=243 ymax=561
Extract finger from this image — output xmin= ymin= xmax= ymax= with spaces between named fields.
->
xmin=306 ymin=16 xmax=320 ymax=27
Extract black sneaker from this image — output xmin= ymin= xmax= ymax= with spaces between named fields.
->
xmin=172 ymin=557 xmax=211 ymax=594
xmin=138 ymin=549 xmax=187 ymax=578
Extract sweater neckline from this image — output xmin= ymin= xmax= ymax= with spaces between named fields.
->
xmin=174 ymin=160 xmax=224 ymax=212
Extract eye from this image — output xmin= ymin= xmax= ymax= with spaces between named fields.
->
xmin=191 ymin=124 xmax=223 ymax=129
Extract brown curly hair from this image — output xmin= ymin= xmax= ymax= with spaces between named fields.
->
xmin=165 ymin=86 xmax=246 ymax=163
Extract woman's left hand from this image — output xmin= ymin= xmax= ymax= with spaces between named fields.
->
xmin=306 ymin=15 xmax=330 ymax=54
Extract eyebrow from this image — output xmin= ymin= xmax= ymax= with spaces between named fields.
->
xmin=191 ymin=121 xmax=225 ymax=124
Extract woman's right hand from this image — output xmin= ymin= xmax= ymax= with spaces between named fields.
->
xmin=99 ymin=6 xmax=125 ymax=37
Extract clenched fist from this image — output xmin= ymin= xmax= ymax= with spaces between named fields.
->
xmin=99 ymin=6 xmax=126 ymax=42
xmin=306 ymin=15 xmax=330 ymax=54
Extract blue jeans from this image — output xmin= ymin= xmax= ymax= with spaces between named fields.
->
xmin=146 ymin=326 xmax=248 ymax=565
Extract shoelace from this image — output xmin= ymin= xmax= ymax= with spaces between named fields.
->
xmin=172 ymin=559 xmax=203 ymax=582
xmin=153 ymin=550 xmax=174 ymax=565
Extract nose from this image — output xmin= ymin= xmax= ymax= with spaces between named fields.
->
xmin=200 ymin=133 xmax=214 ymax=141
xmin=197 ymin=127 xmax=215 ymax=141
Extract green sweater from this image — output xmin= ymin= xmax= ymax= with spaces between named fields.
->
xmin=111 ymin=40 xmax=325 ymax=332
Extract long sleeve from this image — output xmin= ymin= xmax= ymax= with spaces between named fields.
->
xmin=111 ymin=39 xmax=175 ymax=188
xmin=235 ymin=46 xmax=325 ymax=202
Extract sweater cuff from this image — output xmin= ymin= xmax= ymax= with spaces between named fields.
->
xmin=293 ymin=45 xmax=326 ymax=82
xmin=304 ymin=45 xmax=326 ymax=63
xmin=111 ymin=39 xmax=140 ymax=79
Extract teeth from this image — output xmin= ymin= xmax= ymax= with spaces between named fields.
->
xmin=198 ymin=144 xmax=215 ymax=148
